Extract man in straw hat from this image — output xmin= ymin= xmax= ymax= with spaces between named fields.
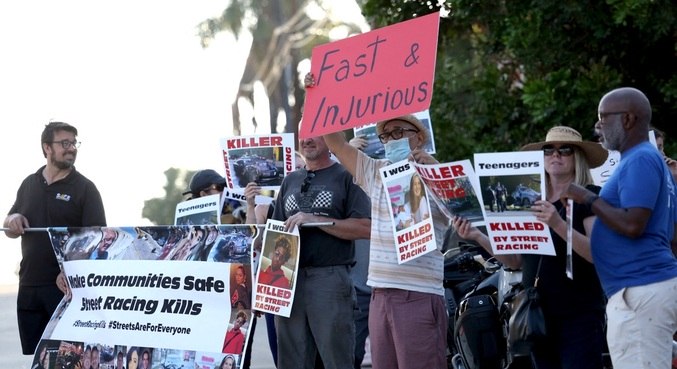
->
xmin=563 ymin=87 xmax=677 ymax=369
xmin=324 ymin=114 xmax=448 ymax=369
xmin=454 ymin=125 xmax=609 ymax=368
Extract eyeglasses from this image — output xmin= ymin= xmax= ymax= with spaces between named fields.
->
xmin=377 ymin=127 xmax=419 ymax=144
xmin=301 ymin=171 xmax=315 ymax=193
xmin=543 ymin=144 xmax=575 ymax=157
xmin=50 ymin=140 xmax=81 ymax=149
xmin=597 ymin=111 xmax=626 ymax=121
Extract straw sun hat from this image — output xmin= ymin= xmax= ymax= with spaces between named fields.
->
xmin=376 ymin=114 xmax=429 ymax=144
xmin=520 ymin=126 xmax=608 ymax=168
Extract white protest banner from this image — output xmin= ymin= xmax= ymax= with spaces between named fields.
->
xmin=379 ymin=160 xmax=436 ymax=263
xmin=473 ymin=151 xmax=556 ymax=256
xmin=253 ymin=219 xmax=300 ymax=317
xmin=220 ymin=133 xmax=296 ymax=191
xmin=33 ymin=225 xmax=258 ymax=369
xmin=175 ymin=194 xmax=221 ymax=225
xmin=414 ymin=159 xmax=485 ymax=226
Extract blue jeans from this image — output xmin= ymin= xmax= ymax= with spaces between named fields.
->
xmin=275 ymin=265 xmax=356 ymax=369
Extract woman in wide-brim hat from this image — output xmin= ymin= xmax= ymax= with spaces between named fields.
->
xmin=453 ymin=125 xmax=608 ymax=368
xmin=521 ymin=125 xmax=608 ymax=169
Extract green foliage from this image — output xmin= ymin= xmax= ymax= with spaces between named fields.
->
xmin=142 ymin=168 xmax=195 ymax=226
xmin=359 ymin=0 xmax=677 ymax=163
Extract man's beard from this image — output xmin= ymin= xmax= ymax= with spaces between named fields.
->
xmin=302 ymin=149 xmax=323 ymax=161
xmin=50 ymin=152 xmax=75 ymax=170
xmin=601 ymin=125 xmax=623 ymax=151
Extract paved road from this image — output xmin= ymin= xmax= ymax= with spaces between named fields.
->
xmin=0 ymin=284 xmax=276 ymax=369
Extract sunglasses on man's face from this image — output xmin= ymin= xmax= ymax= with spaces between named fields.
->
xmin=542 ymin=144 xmax=575 ymax=157
xmin=301 ymin=171 xmax=315 ymax=193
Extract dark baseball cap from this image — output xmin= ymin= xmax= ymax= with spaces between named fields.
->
xmin=183 ymin=169 xmax=227 ymax=196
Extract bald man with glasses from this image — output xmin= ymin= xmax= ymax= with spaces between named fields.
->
xmin=564 ymin=87 xmax=677 ymax=369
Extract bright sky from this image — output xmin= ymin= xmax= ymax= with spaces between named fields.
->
xmin=0 ymin=0 xmax=247 ymax=283
xmin=0 ymin=1 xmax=367 ymax=284
xmin=0 ymin=0 xmax=245 ymax=222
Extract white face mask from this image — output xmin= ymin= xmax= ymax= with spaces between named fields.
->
xmin=384 ymin=137 xmax=412 ymax=163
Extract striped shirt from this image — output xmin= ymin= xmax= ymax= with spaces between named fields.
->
xmin=355 ymin=151 xmax=445 ymax=296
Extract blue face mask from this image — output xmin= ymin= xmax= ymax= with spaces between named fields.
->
xmin=384 ymin=137 xmax=412 ymax=163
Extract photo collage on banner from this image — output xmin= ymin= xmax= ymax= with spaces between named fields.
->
xmin=473 ymin=151 xmax=556 ymax=256
xmin=36 ymin=225 xmax=259 ymax=369
xmin=252 ymin=219 xmax=300 ymax=317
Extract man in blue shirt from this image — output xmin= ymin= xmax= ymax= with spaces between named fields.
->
xmin=563 ymin=87 xmax=677 ymax=369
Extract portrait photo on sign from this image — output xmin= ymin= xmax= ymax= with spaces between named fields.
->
xmin=259 ymin=233 xmax=297 ymax=290
xmin=230 ymin=263 xmax=253 ymax=310
xmin=387 ymin=173 xmax=431 ymax=232
xmin=223 ymin=309 xmax=250 ymax=355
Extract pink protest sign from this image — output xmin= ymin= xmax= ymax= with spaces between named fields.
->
xmin=300 ymin=11 xmax=440 ymax=138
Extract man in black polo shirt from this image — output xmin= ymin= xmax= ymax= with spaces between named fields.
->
xmin=3 ymin=121 xmax=106 ymax=354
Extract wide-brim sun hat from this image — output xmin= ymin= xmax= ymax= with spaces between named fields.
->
xmin=376 ymin=114 xmax=429 ymax=144
xmin=520 ymin=126 xmax=608 ymax=168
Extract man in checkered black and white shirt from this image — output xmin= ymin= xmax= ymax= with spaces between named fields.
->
xmin=271 ymin=135 xmax=371 ymax=369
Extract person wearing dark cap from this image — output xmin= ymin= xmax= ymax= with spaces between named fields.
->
xmin=184 ymin=169 xmax=243 ymax=224
xmin=563 ymin=87 xmax=677 ymax=369
xmin=454 ymin=125 xmax=609 ymax=369
xmin=184 ymin=169 xmax=257 ymax=368
xmin=3 ymin=121 xmax=106 ymax=355
xmin=183 ymin=169 xmax=227 ymax=198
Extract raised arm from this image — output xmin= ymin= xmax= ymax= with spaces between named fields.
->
xmin=323 ymin=132 xmax=359 ymax=178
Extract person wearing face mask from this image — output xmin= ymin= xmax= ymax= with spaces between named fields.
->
xmin=323 ymin=114 xmax=448 ymax=369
